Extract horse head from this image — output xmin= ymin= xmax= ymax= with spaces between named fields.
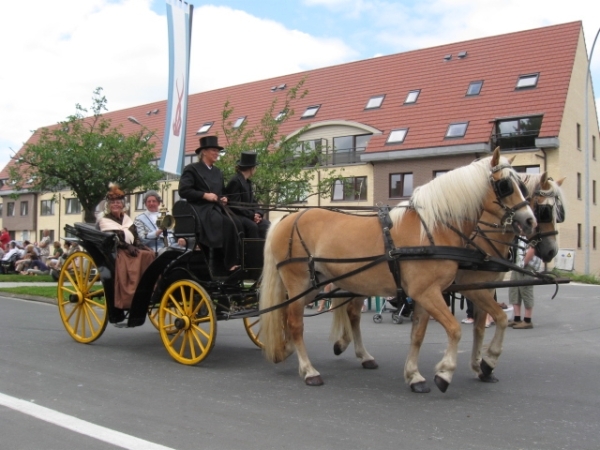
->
xmin=484 ymin=148 xmax=537 ymax=236
xmin=523 ymin=173 xmax=566 ymax=262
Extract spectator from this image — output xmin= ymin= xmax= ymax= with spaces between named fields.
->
xmin=508 ymin=244 xmax=541 ymax=329
xmin=0 ymin=227 xmax=10 ymax=251
xmin=1 ymin=241 xmax=21 ymax=273
xmin=16 ymin=244 xmax=39 ymax=273
xmin=134 ymin=190 xmax=175 ymax=254
xmin=38 ymin=230 xmax=51 ymax=262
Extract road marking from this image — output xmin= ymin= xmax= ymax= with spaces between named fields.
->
xmin=0 ymin=392 xmax=176 ymax=450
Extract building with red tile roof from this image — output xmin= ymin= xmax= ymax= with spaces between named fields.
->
xmin=1 ymin=21 xmax=598 ymax=273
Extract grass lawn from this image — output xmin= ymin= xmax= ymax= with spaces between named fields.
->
xmin=0 ymin=286 xmax=57 ymax=298
xmin=0 ymin=274 xmax=54 ymax=283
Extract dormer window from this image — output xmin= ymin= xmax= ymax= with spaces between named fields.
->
xmin=445 ymin=122 xmax=468 ymax=138
xmin=387 ymin=128 xmax=408 ymax=144
xmin=516 ymin=73 xmax=539 ymax=89
xmin=233 ymin=117 xmax=246 ymax=129
xmin=365 ymin=95 xmax=385 ymax=109
xmin=196 ymin=122 xmax=213 ymax=134
xmin=301 ymin=105 xmax=321 ymax=118
xmin=404 ymin=90 xmax=420 ymax=104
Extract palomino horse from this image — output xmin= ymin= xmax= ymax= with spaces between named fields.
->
xmin=260 ymin=148 xmax=536 ymax=392
xmin=452 ymin=173 xmax=565 ymax=383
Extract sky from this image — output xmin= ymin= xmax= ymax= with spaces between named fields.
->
xmin=1 ymin=0 xmax=600 ymax=171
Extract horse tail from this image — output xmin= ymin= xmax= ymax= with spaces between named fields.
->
xmin=329 ymin=297 xmax=352 ymax=344
xmin=260 ymin=217 xmax=288 ymax=363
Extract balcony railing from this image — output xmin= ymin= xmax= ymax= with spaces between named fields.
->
xmin=491 ymin=131 xmax=539 ymax=151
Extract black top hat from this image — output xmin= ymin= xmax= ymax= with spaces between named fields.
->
xmin=237 ymin=152 xmax=258 ymax=169
xmin=195 ymin=135 xmax=224 ymax=154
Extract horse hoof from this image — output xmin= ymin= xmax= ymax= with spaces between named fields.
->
xmin=434 ymin=375 xmax=450 ymax=393
xmin=410 ymin=381 xmax=431 ymax=393
xmin=305 ymin=375 xmax=324 ymax=386
xmin=333 ymin=343 xmax=343 ymax=355
xmin=480 ymin=359 xmax=494 ymax=377
xmin=478 ymin=372 xmax=499 ymax=383
xmin=361 ymin=360 xmax=378 ymax=369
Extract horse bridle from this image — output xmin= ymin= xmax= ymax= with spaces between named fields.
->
xmin=526 ymin=183 xmax=565 ymax=248
xmin=489 ymin=163 xmax=530 ymax=228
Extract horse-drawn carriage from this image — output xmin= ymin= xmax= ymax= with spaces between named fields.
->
xmin=56 ymin=200 xmax=264 ymax=365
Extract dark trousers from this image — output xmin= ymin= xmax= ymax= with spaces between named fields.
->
xmin=238 ymin=215 xmax=260 ymax=239
xmin=222 ymin=214 xmax=243 ymax=269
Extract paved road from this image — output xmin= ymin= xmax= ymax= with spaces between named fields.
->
xmin=0 ymin=284 xmax=599 ymax=450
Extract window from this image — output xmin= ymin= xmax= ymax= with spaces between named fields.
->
xmin=233 ymin=116 xmax=246 ymax=128
xmin=135 ymin=193 xmax=145 ymax=211
xmin=331 ymin=134 xmax=371 ymax=165
xmin=577 ymin=123 xmax=581 ymax=150
xmin=404 ymin=90 xmax=420 ymax=104
xmin=184 ymin=154 xmax=195 ymax=166
xmin=445 ymin=122 xmax=468 ymax=138
xmin=332 ymin=177 xmax=367 ymax=201
xmin=301 ymin=105 xmax=320 ymax=118
xmin=577 ymin=223 xmax=582 ymax=249
xmin=387 ymin=129 xmax=408 ymax=144
xmin=434 ymin=170 xmax=449 ymax=178
xmin=278 ymin=181 xmax=309 ymax=204
xmin=516 ymin=73 xmax=539 ymax=89
xmin=513 ymin=165 xmax=540 ymax=174
xmin=295 ymin=140 xmax=322 ymax=167
xmin=389 ymin=173 xmax=413 ymax=198
xmin=365 ymin=95 xmax=385 ymax=109
xmin=275 ymin=110 xmax=287 ymax=121
xmin=466 ymin=81 xmax=483 ymax=96
xmin=494 ymin=116 xmax=542 ymax=150
xmin=40 ymin=200 xmax=54 ymax=216
xmin=7 ymin=202 xmax=15 ymax=216
xmin=196 ymin=122 xmax=213 ymax=134
xmin=577 ymin=172 xmax=581 ymax=200
xmin=40 ymin=230 xmax=55 ymax=242
xmin=66 ymin=198 xmax=81 ymax=214
xmin=20 ymin=201 xmax=28 ymax=216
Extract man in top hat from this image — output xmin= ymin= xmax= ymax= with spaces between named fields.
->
xmin=178 ymin=136 xmax=243 ymax=271
xmin=225 ymin=151 xmax=270 ymax=239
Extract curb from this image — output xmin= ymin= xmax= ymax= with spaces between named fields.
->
xmin=0 ymin=292 xmax=56 ymax=305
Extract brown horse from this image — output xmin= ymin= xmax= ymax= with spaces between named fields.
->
xmin=259 ymin=148 xmax=536 ymax=392
xmin=453 ymin=173 xmax=565 ymax=383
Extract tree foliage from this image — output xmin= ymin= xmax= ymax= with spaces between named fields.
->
xmin=9 ymin=88 xmax=163 ymax=223
xmin=217 ymin=79 xmax=340 ymax=209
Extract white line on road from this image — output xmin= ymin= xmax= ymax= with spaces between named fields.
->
xmin=0 ymin=392 xmax=176 ymax=450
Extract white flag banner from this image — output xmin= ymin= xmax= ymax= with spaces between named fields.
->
xmin=160 ymin=0 xmax=193 ymax=176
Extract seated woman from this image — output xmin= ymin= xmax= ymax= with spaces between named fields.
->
xmin=16 ymin=244 xmax=39 ymax=273
xmin=98 ymin=183 xmax=155 ymax=309
xmin=225 ymin=152 xmax=270 ymax=239
xmin=178 ymin=136 xmax=243 ymax=272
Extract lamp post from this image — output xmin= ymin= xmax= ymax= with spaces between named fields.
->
xmin=127 ymin=116 xmax=164 ymax=145
xmin=584 ymin=27 xmax=600 ymax=274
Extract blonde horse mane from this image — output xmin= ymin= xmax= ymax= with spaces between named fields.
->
xmin=390 ymin=155 xmax=515 ymax=241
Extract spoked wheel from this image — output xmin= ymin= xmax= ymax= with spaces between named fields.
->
xmin=57 ymin=251 xmax=107 ymax=343
xmin=159 ymin=280 xmax=216 ymax=365
xmin=148 ymin=302 xmax=178 ymax=335
xmin=243 ymin=315 xmax=263 ymax=348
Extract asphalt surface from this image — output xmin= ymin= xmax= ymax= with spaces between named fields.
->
xmin=0 ymin=283 xmax=599 ymax=450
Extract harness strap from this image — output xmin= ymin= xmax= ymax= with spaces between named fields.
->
xmin=377 ymin=207 xmax=402 ymax=288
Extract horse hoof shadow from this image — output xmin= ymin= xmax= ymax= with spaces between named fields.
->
xmin=361 ymin=360 xmax=378 ymax=369
xmin=305 ymin=375 xmax=324 ymax=386
xmin=434 ymin=375 xmax=449 ymax=393
xmin=410 ymin=381 xmax=431 ymax=393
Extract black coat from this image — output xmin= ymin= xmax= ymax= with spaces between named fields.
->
xmin=178 ymin=162 xmax=228 ymax=247
xmin=225 ymin=172 xmax=261 ymax=220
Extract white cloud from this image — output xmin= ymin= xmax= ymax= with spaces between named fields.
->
xmin=0 ymin=1 xmax=355 ymax=170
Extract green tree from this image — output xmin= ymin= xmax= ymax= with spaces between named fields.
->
xmin=218 ymin=79 xmax=340 ymax=209
xmin=9 ymin=88 xmax=163 ymax=223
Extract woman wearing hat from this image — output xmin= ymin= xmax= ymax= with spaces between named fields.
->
xmin=98 ymin=183 xmax=155 ymax=311
xmin=225 ymin=151 xmax=270 ymax=239
xmin=134 ymin=190 xmax=174 ymax=253
xmin=178 ymin=136 xmax=243 ymax=271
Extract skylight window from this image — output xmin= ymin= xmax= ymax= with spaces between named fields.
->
xmin=302 ymin=105 xmax=321 ymax=118
xmin=404 ymin=90 xmax=420 ymax=104
xmin=387 ymin=128 xmax=408 ymax=144
xmin=275 ymin=110 xmax=287 ymax=121
xmin=446 ymin=122 xmax=468 ymax=138
xmin=196 ymin=122 xmax=213 ymax=134
xmin=233 ymin=116 xmax=246 ymax=128
xmin=466 ymin=81 xmax=483 ymax=96
xmin=516 ymin=73 xmax=539 ymax=89
xmin=365 ymin=95 xmax=385 ymax=109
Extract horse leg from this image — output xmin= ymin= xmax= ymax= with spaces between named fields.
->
xmin=478 ymin=295 xmax=509 ymax=383
xmin=404 ymin=302 xmax=431 ymax=393
xmin=344 ymin=297 xmax=377 ymax=368
xmin=429 ymin=300 xmax=462 ymax=393
xmin=330 ymin=297 xmax=353 ymax=355
xmin=287 ymin=293 xmax=324 ymax=386
xmin=471 ymin=303 xmax=488 ymax=375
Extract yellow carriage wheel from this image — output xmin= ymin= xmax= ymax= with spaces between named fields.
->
xmin=148 ymin=301 xmax=178 ymax=335
xmin=159 ymin=280 xmax=216 ymax=365
xmin=57 ymin=251 xmax=107 ymax=344
xmin=243 ymin=316 xmax=263 ymax=349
